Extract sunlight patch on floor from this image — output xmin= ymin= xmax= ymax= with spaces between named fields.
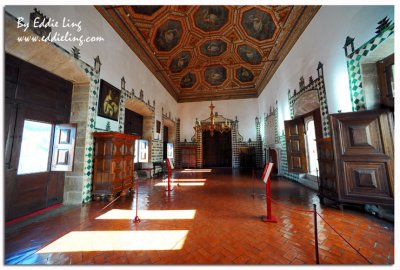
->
xmin=37 ymin=230 xmax=188 ymax=253
xmin=96 ymin=209 xmax=196 ymax=220
xmin=172 ymin=178 xmax=207 ymax=182
xmin=155 ymin=182 xmax=205 ymax=187
xmin=181 ymin=169 xmax=212 ymax=173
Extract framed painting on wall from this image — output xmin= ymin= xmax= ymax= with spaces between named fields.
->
xmin=98 ymin=79 xmax=120 ymax=121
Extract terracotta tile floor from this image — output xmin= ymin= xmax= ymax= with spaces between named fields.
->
xmin=4 ymin=168 xmax=394 ymax=265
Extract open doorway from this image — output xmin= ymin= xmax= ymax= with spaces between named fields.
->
xmin=284 ymin=108 xmax=322 ymax=190
xmin=304 ymin=117 xmax=319 ymax=176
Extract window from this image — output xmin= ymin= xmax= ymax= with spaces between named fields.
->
xmin=134 ymin=139 xmax=138 ymax=163
xmin=17 ymin=120 xmax=52 ymax=175
xmin=17 ymin=120 xmax=77 ymax=174
xmin=134 ymin=139 xmax=149 ymax=163
xmin=138 ymin=140 xmax=149 ymax=163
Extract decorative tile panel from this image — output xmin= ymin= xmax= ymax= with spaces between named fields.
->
xmin=80 ymin=62 xmax=101 ymax=203
xmin=265 ymin=106 xmax=277 ymax=146
xmin=344 ymin=19 xmax=394 ymax=112
xmin=175 ymin=118 xmax=181 ymax=168
xmin=288 ymin=62 xmax=330 ymax=138
xmin=255 ymin=117 xmax=262 ymax=168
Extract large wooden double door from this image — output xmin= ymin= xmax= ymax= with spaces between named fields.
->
xmin=5 ymin=54 xmax=74 ymax=221
xmin=202 ymin=131 xmax=232 ymax=167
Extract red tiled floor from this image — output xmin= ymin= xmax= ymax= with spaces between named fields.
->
xmin=4 ymin=168 xmax=394 ymax=265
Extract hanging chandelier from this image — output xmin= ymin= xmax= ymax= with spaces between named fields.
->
xmin=193 ymin=101 xmax=231 ymax=136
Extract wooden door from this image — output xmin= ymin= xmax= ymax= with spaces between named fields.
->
xmin=331 ymin=110 xmax=394 ymax=205
xmin=4 ymin=54 xmax=74 ymax=221
xmin=6 ymin=107 xmax=69 ymax=220
xmin=202 ymin=131 xmax=232 ymax=167
xmin=181 ymin=146 xmax=196 ymax=168
xmin=124 ymin=109 xmax=143 ymax=136
xmin=284 ymin=117 xmax=308 ymax=173
xmin=317 ymin=138 xmax=338 ymax=202
xmin=239 ymin=147 xmax=256 ymax=168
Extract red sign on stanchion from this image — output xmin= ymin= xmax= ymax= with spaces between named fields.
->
xmin=261 ymin=162 xmax=277 ymax=223
xmin=165 ymin=158 xmax=173 ymax=192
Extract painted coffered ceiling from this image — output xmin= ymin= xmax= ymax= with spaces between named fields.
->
xmin=96 ymin=5 xmax=320 ymax=103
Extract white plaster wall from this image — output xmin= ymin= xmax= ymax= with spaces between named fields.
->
xmin=258 ymin=5 xmax=394 ymax=136
xmin=4 ymin=5 xmax=178 ymax=130
xmin=177 ymin=98 xmax=259 ymax=143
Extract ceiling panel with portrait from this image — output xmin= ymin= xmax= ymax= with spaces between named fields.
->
xmin=97 ymin=5 xmax=320 ymax=102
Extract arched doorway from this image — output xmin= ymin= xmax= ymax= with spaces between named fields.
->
xmin=202 ymin=131 xmax=232 ymax=167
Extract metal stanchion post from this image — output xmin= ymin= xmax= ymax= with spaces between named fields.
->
xmin=251 ymin=169 xmax=255 ymax=198
xmin=261 ymin=163 xmax=277 ymax=223
xmin=166 ymin=159 xmax=173 ymax=192
xmin=133 ymin=179 xmax=140 ymax=223
xmin=168 ymin=167 xmax=171 ymax=191
xmin=313 ymin=204 xmax=319 ymax=264
xmin=262 ymin=177 xmax=277 ymax=223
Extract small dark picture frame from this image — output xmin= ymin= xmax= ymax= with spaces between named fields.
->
xmin=156 ymin=120 xmax=161 ymax=133
xmin=98 ymin=79 xmax=121 ymax=121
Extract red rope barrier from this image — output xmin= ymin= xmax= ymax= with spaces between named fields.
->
xmin=13 ymin=194 xmax=122 ymax=264
xmin=6 ymin=204 xmax=62 ymax=226
xmin=100 ymin=195 xmax=122 ymax=212
xmin=268 ymin=195 xmax=314 ymax=213
xmin=267 ymin=194 xmax=372 ymax=264
xmin=317 ymin=213 xmax=372 ymax=264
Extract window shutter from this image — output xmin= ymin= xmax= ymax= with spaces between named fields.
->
xmin=51 ymin=123 xmax=77 ymax=171
xmin=284 ymin=117 xmax=308 ymax=173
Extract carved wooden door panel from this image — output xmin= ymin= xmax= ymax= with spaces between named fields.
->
xmin=284 ymin=117 xmax=308 ymax=173
xmin=6 ymin=108 xmax=53 ymax=221
xmin=316 ymin=138 xmax=338 ymax=202
xmin=181 ymin=146 xmax=196 ymax=168
xmin=5 ymin=54 xmax=74 ymax=221
xmin=51 ymin=124 xmax=77 ymax=171
xmin=123 ymin=137 xmax=135 ymax=191
xmin=202 ymin=131 xmax=232 ymax=167
xmin=5 ymin=107 xmax=75 ymax=220
xmin=92 ymin=133 xmax=139 ymax=199
xmin=330 ymin=110 xmax=394 ymax=205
